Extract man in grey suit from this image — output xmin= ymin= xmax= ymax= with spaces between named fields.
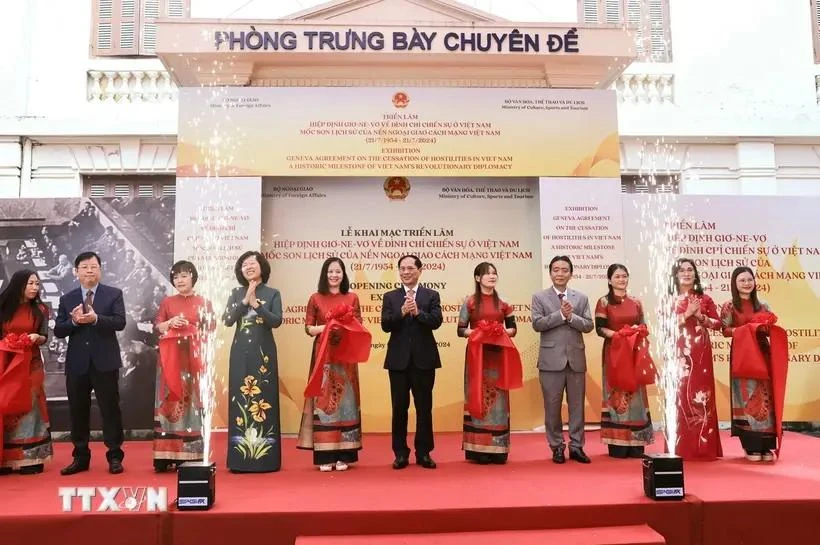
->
xmin=531 ymin=255 xmax=594 ymax=464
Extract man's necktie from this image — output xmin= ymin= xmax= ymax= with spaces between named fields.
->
xmin=84 ymin=290 xmax=94 ymax=311
xmin=407 ymin=289 xmax=415 ymax=299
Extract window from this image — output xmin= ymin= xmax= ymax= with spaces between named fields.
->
xmin=812 ymin=0 xmax=820 ymax=63
xmin=620 ymin=174 xmax=679 ymax=193
xmin=579 ymin=0 xmax=672 ymax=62
xmin=83 ymin=176 xmax=176 ymax=198
xmin=91 ymin=0 xmax=189 ymax=57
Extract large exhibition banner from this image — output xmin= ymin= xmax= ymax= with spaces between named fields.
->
xmin=623 ymin=196 xmax=820 ymax=422
xmin=262 ymin=177 xmax=544 ymax=433
xmin=177 ymin=87 xmax=619 ymax=178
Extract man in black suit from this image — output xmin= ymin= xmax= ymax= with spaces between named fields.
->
xmin=381 ymin=255 xmax=443 ymax=470
xmin=54 ymin=251 xmax=126 ymax=475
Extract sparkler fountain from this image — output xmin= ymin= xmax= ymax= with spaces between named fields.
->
xmin=176 ymin=82 xmax=246 ymax=510
xmin=632 ymin=156 xmax=686 ymax=500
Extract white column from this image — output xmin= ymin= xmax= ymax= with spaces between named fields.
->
xmin=27 ymin=144 xmax=82 ymax=198
xmin=145 ymin=71 xmax=159 ymax=102
xmin=131 ymin=71 xmax=145 ymax=103
xmin=88 ymin=71 xmax=104 ymax=102
xmin=736 ymin=141 xmax=777 ymax=195
xmin=0 ymin=137 xmax=22 ymax=197
xmin=102 ymin=72 xmax=117 ymax=103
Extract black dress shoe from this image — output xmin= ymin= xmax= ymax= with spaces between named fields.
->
xmin=109 ymin=460 xmax=124 ymax=474
xmin=552 ymin=448 xmax=566 ymax=464
xmin=569 ymin=448 xmax=591 ymax=464
xmin=19 ymin=464 xmax=44 ymax=475
xmin=0 ymin=467 xmax=13 ymax=476
xmin=416 ymin=455 xmax=437 ymax=469
xmin=627 ymin=447 xmax=645 ymax=459
xmin=61 ymin=460 xmax=90 ymax=476
xmin=490 ymin=454 xmax=508 ymax=465
xmin=392 ymin=455 xmax=409 ymax=470
xmin=153 ymin=460 xmax=174 ymax=473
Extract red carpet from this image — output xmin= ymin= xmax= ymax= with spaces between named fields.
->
xmin=296 ymin=525 xmax=667 ymax=545
xmin=0 ymin=431 xmax=818 ymax=545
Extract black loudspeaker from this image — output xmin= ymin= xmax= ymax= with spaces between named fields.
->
xmin=642 ymin=453 xmax=684 ymax=500
xmin=176 ymin=461 xmax=216 ymax=510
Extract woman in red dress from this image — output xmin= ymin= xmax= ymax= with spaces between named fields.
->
xmin=0 ymin=269 xmax=53 ymax=474
xmin=297 ymin=257 xmax=364 ymax=472
xmin=671 ymin=258 xmax=722 ymax=460
xmin=153 ymin=261 xmax=215 ymax=472
xmin=457 ymin=262 xmax=520 ymax=464
xmin=719 ymin=266 xmax=779 ymax=462
xmin=594 ymin=263 xmax=654 ymax=458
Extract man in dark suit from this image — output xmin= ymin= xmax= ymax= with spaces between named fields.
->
xmin=55 ymin=251 xmax=126 ymax=475
xmin=381 ymin=255 xmax=443 ymax=470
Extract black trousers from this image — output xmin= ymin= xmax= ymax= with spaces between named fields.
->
xmin=66 ymin=364 xmax=124 ymax=463
xmin=607 ymin=445 xmax=645 ymax=458
xmin=389 ymin=362 xmax=435 ymax=457
xmin=739 ymin=430 xmax=777 ymax=454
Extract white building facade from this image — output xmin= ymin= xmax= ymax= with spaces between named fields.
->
xmin=1 ymin=0 xmax=820 ymax=198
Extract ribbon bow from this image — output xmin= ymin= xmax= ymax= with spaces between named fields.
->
xmin=0 ymin=333 xmax=36 ymax=465
xmin=158 ymin=324 xmax=204 ymax=402
xmin=750 ymin=311 xmax=777 ymax=326
xmin=730 ymin=311 xmax=788 ymax=457
xmin=607 ymin=324 xmax=656 ymax=392
xmin=465 ymin=320 xmax=523 ymax=419
xmin=3 ymin=333 xmax=33 ymax=351
xmin=304 ymin=304 xmax=372 ymax=397
xmin=325 ymin=305 xmax=355 ymax=324
xmin=477 ymin=320 xmax=504 ymax=336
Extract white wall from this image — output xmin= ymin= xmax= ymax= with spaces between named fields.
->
xmin=0 ymin=1 xmax=176 ymax=138
xmin=618 ymin=0 xmax=820 ymax=139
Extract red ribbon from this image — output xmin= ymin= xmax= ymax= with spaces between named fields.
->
xmin=465 ymin=320 xmax=523 ymax=419
xmin=158 ymin=325 xmax=203 ymax=402
xmin=0 ymin=334 xmax=34 ymax=466
xmin=304 ymin=304 xmax=372 ymax=397
xmin=607 ymin=324 xmax=656 ymax=392
xmin=730 ymin=311 xmax=788 ymax=457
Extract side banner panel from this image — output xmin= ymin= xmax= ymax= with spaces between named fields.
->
xmin=539 ymin=178 xmax=626 ymax=421
xmin=623 ymin=195 xmax=820 ymax=422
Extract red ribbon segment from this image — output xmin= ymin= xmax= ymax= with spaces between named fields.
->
xmin=465 ymin=320 xmax=523 ymax=419
xmin=304 ymin=304 xmax=372 ymax=398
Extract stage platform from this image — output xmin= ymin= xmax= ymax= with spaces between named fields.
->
xmin=0 ymin=430 xmax=818 ymax=545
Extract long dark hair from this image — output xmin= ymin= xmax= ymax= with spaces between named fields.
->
xmin=317 ymin=257 xmax=350 ymax=295
xmin=730 ymin=266 xmax=761 ymax=312
xmin=670 ymin=258 xmax=704 ymax=295
xmin=606 ymin=263 xmax=629 ymax=305
xmin=472 ymin=262 xmax=500 ymax=319
xmin=0 ymin=269 xmax=45 ymax=333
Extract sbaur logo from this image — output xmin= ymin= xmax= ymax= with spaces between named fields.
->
xmin=655 ymin=487 xmax=684 ymax=497
xmin=178 ymin=497 xmax=209 ymax=508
